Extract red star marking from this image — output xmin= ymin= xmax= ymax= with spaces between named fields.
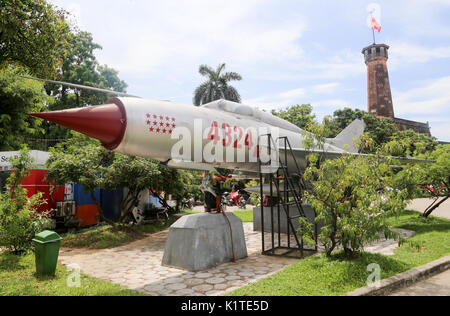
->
xmin=153 ymin=121 xmax=157 ymax=126
xmin=172 ymin=118 xmax=176 ymax=122
xmin=146 ymin=114 xmax=150 ymax=118
xmin=166 ymin=123 xmax=170 ymax=127
xmin=162 ymin=129 xmax=167 ymax=134
xmin=156 ymin=128 xmax=160 ymax=133
xmin=147 ymin=120 xmax=151 ymax=125
xmin=169 ymin=130 xmax=173 ymax=134
xmin=153 ymin=115 xmax=157 ymax=119
xmin=159 ymin=115 xmax=164 ymax=120
xmin=166 ymin=116 xmax=170 ymax=121
xmin=159 ymin=122 xmax=164 ymax=127
xmin=172 ymin=124 xmax=176 ymax=129
xmin=149 ymin=127 xmax=154 ymax=132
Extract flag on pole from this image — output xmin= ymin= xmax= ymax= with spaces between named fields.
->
xmin=371 ymin=15 xmax=381 ymax=32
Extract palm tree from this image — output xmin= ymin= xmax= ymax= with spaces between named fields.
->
xmin=193 ymin=63 xmax=242 ymax=106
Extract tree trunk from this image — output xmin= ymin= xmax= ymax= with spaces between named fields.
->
xmin=90 ymin=191 xmax=116 ymax=226
xmin=119 ymin=191 xmax=140 ymax=224
xmin=423 ymin=195 xmax=450 ymax=218
xmin=150 ymin=189 xmax=175 ymax=213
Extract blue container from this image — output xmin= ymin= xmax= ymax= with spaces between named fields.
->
xmin=149 ymin=194 xmax=162 ymax=208
xmin=101 ymin=189 xmax=123 ymax=220
xmin=73 ymin=184 xmax=101 ymax=206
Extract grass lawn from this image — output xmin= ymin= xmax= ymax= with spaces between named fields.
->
xmin=183 ymin=208 xmax=254 ymax=223
xmin=0 ymin=252 xmax=147 ymax=296
xmin=229 ymin=210 xmax=450 ymax=296
xmin=232 ymin=209 xmax=253 ymax=222
xmin=61 ymin=216 xmax=178 ymax=249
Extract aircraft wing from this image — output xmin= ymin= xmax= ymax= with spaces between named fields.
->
xmin=166 ymin=160 xmax=216 ymax=172
xmin=287 ymin=147 xmax=432 ymax=166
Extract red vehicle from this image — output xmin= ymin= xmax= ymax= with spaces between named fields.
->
xmin=226 ymin=191 xmax=247 ymax=209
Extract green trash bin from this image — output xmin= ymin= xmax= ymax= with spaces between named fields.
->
xmin=32 ymin=231 xmax=63 ymax=276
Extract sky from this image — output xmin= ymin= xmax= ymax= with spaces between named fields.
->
xmin=50 ymin=0 xmax=450 ymax=141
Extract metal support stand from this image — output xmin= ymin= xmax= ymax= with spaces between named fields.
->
xmin=258 ymin=135 xmax=318 ymax=258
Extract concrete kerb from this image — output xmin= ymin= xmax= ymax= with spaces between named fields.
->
xmin=344 ymin=254 xmax=450 ymax=296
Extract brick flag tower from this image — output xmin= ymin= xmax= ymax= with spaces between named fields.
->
xmin=361 ymin=43 xmax=431 ymax=135
xmin=362 ymin=43 xmax=394 ymax=118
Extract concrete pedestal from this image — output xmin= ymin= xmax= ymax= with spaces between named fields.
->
xmin=253 ymin=204 xmax=322 ymax=233
xmin=162 ymin=213 xmax=247 ymax=271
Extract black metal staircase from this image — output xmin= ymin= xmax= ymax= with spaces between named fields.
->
xmin=258 ymin=134 xmax=318 ymax=258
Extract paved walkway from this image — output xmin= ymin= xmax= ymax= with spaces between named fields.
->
xmin=408 ymin=198 xmax=450 ymax=220
xmin=390 ymin=269 xmax=450 ymax=296
xmin=58 ymin=221 xmax=414 ymax=296
xmin=59 ymin=223 xmax=298 ymax=296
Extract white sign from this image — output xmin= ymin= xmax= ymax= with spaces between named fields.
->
xmin=0 ymin=151 xmax=50 ymax=171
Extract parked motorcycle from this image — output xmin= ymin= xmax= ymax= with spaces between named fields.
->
xmin=224 ymin=190 xmax=247 ymax=209
xmin=181 ymin=197 xmax=195 ymax=209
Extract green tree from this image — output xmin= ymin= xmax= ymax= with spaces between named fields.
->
xmin=0 ymin=0 xmax=71 ymax=77
xmin=193 ymin=63 xmax=242 ymax=106
xmin=382 ymin=130 xmax=438 ymax=158
xmin=416 ymin=145 xmax=450 ymax=217
xmin=0 ymin=67 xmax=51 ymax=150
xmin=302 ymin=153 xmax=408 ymax=258
xmin=45 ymin=134 xmax=195 ymax=223
xmin=271 ymin=104 xmax=317 ymax=130
xmin=43 ymin=31 xmax=128 ymax=141
xmin=324 ymin=107 xmax=398 ymax=149
xmin=0 ymin=148 xmax=50 ymax=254
xmin=46 ymin=135 xmax=160 ymax=225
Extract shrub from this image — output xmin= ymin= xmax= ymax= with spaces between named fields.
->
xmin=0 ymin=149 xmax=50 ymax=254
xmin=302 ymin=154 xmax=408 ymax=258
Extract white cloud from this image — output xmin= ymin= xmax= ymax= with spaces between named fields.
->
xmin=311 ymin=82 xmax=340 ymax=94
xmin=280 ymin=88 xmax=307 ymax=99
xmin=243 ymin=84 xmax=350 ymax=112
xmin=389 ymin=42 xmax=450 ymax=69
xmin=430 ymin=122 xmax=450 ymax=142
xmin=55 ymin=0 xmax=307 ymax=75
xmin=393 ymin=76 xmax=450 ymax=140
xmin=394 ymin=76 xmax=450 ymax=115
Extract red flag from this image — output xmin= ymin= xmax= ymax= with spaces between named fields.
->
xmin=371 ymin=16 xmax=381 ymax=32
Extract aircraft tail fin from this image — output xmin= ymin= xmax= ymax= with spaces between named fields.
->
xmin=327 ymin=119 xmax=366 ymax=153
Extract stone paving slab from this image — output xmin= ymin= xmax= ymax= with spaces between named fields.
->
xmin=59 ymin=223 xmax=297 ymax=296
xmin=390 ymin=268 xmax=450 ymax=296
xmin=58 ymin=222 xmax=414 ymax=296
xmin=408 ymin=198 xmax=450 ymax=220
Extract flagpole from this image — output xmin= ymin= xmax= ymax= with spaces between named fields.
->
xmin=372 ymin=28 xmax=376 ymax=44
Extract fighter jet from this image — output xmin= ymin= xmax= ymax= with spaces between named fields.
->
xmin=27 ymin=76 xmax=368 ymax=176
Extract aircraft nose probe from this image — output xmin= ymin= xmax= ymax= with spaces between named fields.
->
xmin=28 ymin=99 xmax=127 ymax=150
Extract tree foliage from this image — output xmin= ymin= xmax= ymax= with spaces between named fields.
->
xmin=42 ymin=31 xmax=128 ymax=142
xmin=193 ymin=63 xmax=242 ymax=106
xmin=382 ymin=130 xmax=438 ymax=158
xmin=271 ymin=104 xmax=317 ymax=130
xmin=323 ymin=107 xmax=398 ymax=148
xmin=46 ymin=135 xmax=158 ymax=224
xmin=0 ymin=0 xmax=71 ymax=77
xmin=410 ymin=145 xmax=450 ymax=217
xmin=0 ymin=66 xmax=51 ymax=150
xmin=302 ymin=154 xmax=408 ymax=258
xmin=45 ymin=135 xmax=199 ymax=223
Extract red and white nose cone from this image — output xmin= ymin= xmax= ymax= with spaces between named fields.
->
xmin=29 ymin=100 xmax=127 ymax=150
